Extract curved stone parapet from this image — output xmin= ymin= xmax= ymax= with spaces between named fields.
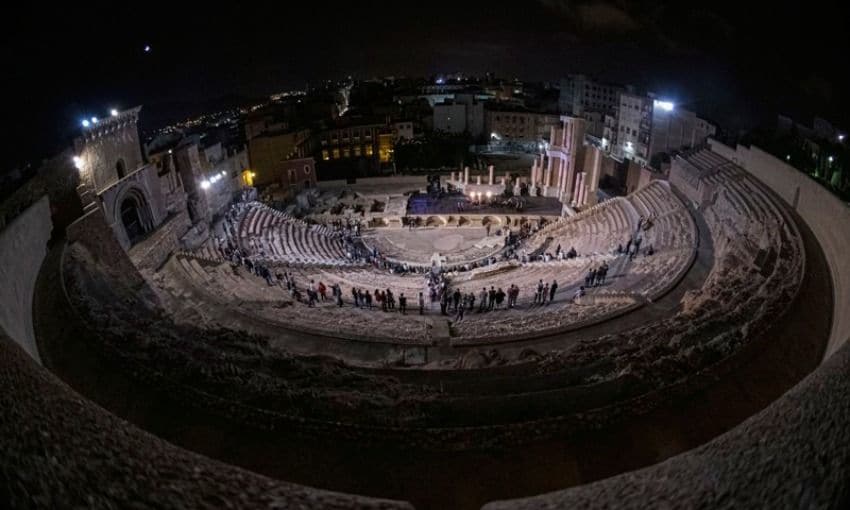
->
xmin=0 ymin=332 xmax=412 ymax=509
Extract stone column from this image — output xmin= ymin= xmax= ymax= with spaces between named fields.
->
xmin=585 ymin=147 xmax=601 ymax=206
xmin=450 ymin=171 xmax=456 ymax=183
xmin=477 ymin=175 xmax=482 ymax=185
xmin=488 ymin=165 xmax=494 ymax=185
xmin=577 ymin=172 xmax=588 ymax=206
xmin=464 ymin=166 xmax=470 ymax=185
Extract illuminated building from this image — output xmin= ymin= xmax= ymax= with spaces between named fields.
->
xmin=248 ymin=129 xmax=312 ymax=187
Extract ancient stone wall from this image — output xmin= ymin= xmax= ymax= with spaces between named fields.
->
xmin=128 ymin=210 xmax=192 ymax=271
xmin=0 ymin=196 xmax=51 ymax=362
xmin=66 ymin=208 xmax=144 ymax=287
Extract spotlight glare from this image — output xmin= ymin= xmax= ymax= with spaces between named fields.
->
xmin=200 ymin=180 xmax=211 ymax=190
xmin=653 ymin=100 xmax=674 ymax=112
xmin=111 ymin=109 xmax=119 ymax=117
xmin=81 ymin=119 xmax=90 ymax=128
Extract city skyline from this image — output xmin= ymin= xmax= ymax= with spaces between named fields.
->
xmin=3 ymin=2 xmax=848 ymax=170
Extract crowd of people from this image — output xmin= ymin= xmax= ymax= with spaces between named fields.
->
xmin=202 ymin=190 xmax=668 ymax=324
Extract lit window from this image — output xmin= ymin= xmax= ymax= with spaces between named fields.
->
xmin=322 ymin=150 xmax=330 ymax=161
xmin=365 ymin=145 xmax=373 ymax=156
xmin=343 ymin=148 xmax=350 ymax=158
xmin=354 ymin=146 xmax=361 ymax=156
xmin=332 ymin=148 xmax=340 ymax=159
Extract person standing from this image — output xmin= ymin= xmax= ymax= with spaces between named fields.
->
xmin=418 ymin=292 xmax=425 ymax=315
xmin=399 ymin=293 xmax=407 ymax=315
xmin=549 ymin=280 xmax=558 ymax=303
xmin=455 ymin=300 xmax=465 ymax=320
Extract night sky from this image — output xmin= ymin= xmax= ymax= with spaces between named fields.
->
xmin=3 ymin=1 xmax=848 ymax=171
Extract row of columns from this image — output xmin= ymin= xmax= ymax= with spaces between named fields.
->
xmin=451 ymin=165 xmax=497 ymax=186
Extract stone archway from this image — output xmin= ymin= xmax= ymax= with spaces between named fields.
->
xmin=118 ymin=189 xmax=153 ymax=246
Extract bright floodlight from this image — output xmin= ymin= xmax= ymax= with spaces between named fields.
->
xmin=110 ymin=109 xmax=119 ymax=117
xmin=91 ymin=117 xmax=98 ymax=124
xmin=828 ymin=156 xmax=834 ymax=163
xmin=786 ymin=155 xmax=791 ymax=161
xmin=221 ymin=171 xmax=227 ymax=177
xmin=72 ymin=156 xmax=83 ymax=169
xmin=200 ymin=180 xmax=211 ymax=190
xmin=653 ymin=100 xmax=674 ymax=112
xmin=840 ymin=134 xmax=846 ymax=142
xmin=81 ymin=119 xmax=90 ymax=128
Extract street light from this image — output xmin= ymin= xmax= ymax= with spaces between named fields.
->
xmin=110 ymin=109 xmax=119 ymax=117
xmin=72 ymin=156 xmax=83 ymax=169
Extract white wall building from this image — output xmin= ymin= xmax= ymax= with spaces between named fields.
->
xmin=615 ymin=92 xmax=653 ymax=164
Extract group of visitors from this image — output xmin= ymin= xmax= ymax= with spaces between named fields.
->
xmin=585 ymin=263 xmax=609 ymax=287
xmin=532 ymin=279 xmax=558 ymax=304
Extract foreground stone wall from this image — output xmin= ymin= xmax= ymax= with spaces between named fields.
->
xmin=0 ymin=331 xmax=413 ymax=510
xmin=484 ymin=339 xmax=850 ymax=509
xmin=709 ymin=140 xmax=850 ymax=359
xmin=0 ymin=196 xmax=51 ymax=362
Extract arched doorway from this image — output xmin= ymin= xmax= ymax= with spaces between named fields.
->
xmin=119 ymin=191 xmax=152 ymax=245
